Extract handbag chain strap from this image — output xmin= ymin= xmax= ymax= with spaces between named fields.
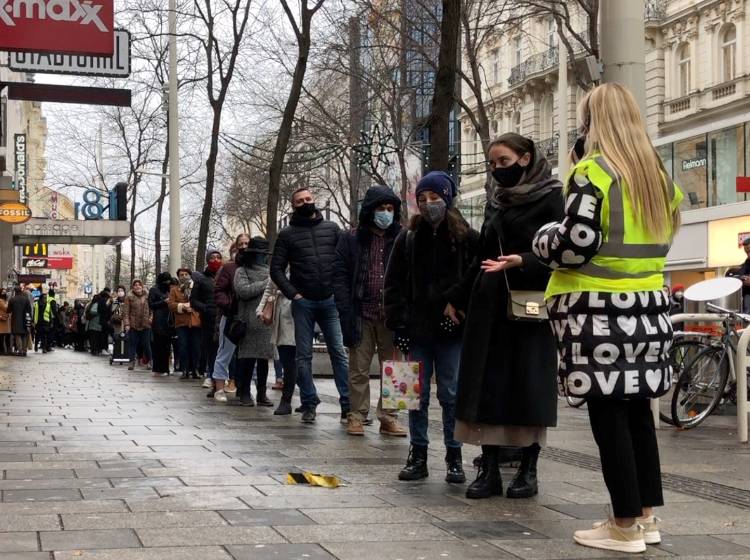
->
xmin=497 ymin=233 xmax=513 ymax=294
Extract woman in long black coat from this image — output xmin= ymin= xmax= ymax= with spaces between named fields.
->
xmin=451 ymin=133 xmax=564 ymax=500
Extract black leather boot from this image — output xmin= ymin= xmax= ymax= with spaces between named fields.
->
xmin=506 ymin=443 xmax=540 ymax=499
xmin=256 ymin=391 xmax=274 ymax=407
xmin=444 ymin=447 xmax=466 ymax=484
xmin=274 ymin=398 xmax=292 ymax=416
xmin=466 ymin=445 xmax=503 ymax=499
xmin=398 ymin=445 xmax=429 ymax=481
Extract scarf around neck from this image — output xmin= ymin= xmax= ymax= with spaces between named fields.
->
xmin=490 ymin=144 xmax=562 ymax=209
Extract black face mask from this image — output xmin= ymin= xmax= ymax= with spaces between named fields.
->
xmin=295 ymin=202 xmax=316 ymax=217
xmin=254 ymin=253 xmax=268 ymax=266
xmin=492 ymin=162 xmax=526 ymax=188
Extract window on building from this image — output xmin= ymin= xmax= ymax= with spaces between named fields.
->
xmin=491 ymin=120 xmax=499 ymax=136
xmin=678 ymin=43 xmax=691 ymax=97
xmin=721 ymin=24 xmax=737 ymax=82
xmin=675 ymin=134 xmax=707 ymax=210
xmin=473 ymin=131 xmax=479 ymax=166
xmin=547 ymin=18 xmax=557 ymax=48
xmin=0 ymin=97 xmax=6 ymax=148
xmin=539 ymin=94 xmax=554 ymax=139
xmin=513 ymin=111 xmax=522 ymax=134
xmin=513 ymin=36 xmax=523 ymax=67
xmin=709 ymin=125 xmax=744 ymax=205
xmin=492 ymin=49 xmax=500 ymax=84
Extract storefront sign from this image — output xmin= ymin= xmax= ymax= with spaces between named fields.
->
xmin=0 ymin=0 xmax=115 ymax=55
xmin=737 ymin=177 xmax=750 ymax=193
xmin=14 ymin=134 xmax=26 ymax=204
xmin=0 ymin=202 xmax=32 ymax=224
xmin=23 ymin=258 xmax=47 ymax=269
xmin=47 ymin=255 xmax=73 ymax=270
xmin=23 ymin=244 xmax=49 ymax=258
xmin=682 ymin=157 xmax=707 ymax=171
xmin=9 ymin=29 xmax=130 ymax=78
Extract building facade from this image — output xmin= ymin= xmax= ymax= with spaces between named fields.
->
xmin=458 ymin=0 xmax=750 ymax=289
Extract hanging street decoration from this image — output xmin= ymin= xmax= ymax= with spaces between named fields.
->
xmin=352 ymin=125 xmax=399 ymax=173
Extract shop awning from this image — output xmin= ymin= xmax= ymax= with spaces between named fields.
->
xmin=12 ymin=219 xmax=130 ymax=245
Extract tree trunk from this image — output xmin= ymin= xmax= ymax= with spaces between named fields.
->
xmin=155 ymin=133 xmax=169 ymax=276
xmin=129 ymin=183 xmax=138 ymax=285
xmin=114 ymin=243 xmax=122 ymax=287
xmin=266 ymin=32 xmax=312 ymax=244
xmin=348 ymin=17 xmax=363 ymax=226
xmin=428 ymin=0 xmax=461 ymax=172
xmin=195 ymin=107 xmax=222 ymax=271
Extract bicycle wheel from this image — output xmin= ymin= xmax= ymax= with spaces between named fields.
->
xmin=659 ymin=339 xmax=708 ymax=425
xmin=671 ymin=345 xmax=729 ymax=429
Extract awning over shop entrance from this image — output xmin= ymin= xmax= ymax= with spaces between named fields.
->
xmin=12 ymin=219 xmax=130 ymax=245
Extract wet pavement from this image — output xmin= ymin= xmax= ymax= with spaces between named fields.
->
xmin=0 ymin=349 xmax=749 ymax=559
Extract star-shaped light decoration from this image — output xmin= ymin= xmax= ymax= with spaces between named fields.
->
xmin=351 ymin=124 xmax=399 ymax=172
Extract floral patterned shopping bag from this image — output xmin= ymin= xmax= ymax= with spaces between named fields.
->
xmin=382 ymin=360 xmax=422 ymax=411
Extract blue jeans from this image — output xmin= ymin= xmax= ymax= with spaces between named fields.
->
xmin=177 ymin=326 xmax=201 ymax=373
xmin=212 ymin=316 xmax=235 ymax=381
xmin=291 ymin=296 xmax=350 ymax=410
xmin=408 ymin=339 xmax=462 ymax=449
xmin=128 ymin=328 xmax=152 ymax=362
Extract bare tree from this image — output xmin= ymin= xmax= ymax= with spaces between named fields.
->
xmin=266 ymin=0 xmax=326 ymax=244
xmin=193 ymin=0 xmax=254 ymax=271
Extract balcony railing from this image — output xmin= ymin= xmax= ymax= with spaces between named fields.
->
xmin=669 ymin=97 xmax=692 ymax=114
xmin=537 ymin=129 xmax=580 ymax=162
xmin=712 ymin=82 xmax=737 ymax=100
xmin=509 ymin=47 xmax=559 ymax=87
xmin=645 ymin=0 xmax=667 ymax=22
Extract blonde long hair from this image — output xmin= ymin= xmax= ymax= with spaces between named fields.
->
xmin=578 ymin=83 xmax=680 ymax=240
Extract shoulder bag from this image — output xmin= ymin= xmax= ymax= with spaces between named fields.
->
xmin=498 ymin=236 xmax=548 ymax=322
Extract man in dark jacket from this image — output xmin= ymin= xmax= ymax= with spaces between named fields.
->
xmin=271 ymin=187 xmax=350 ymax=424
xmin=8 ymin=287 xmax=31 ymax=356
xmin=194 ymin=248 xmax=222 ymax=388
xmin=334 ymin=186 xmax=407 ymax=437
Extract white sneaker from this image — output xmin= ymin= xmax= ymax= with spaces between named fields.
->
xmin=202 ymin=377 xmax=213 ymax=389
xmin=214 ymin=390 xmax=228 ymax=403
xmin=574 ymin=519 xmax=646 ymax=554
xmin=592 ymin=515 xmax=660 ymax=545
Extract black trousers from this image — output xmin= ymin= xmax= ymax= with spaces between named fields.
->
xmin=152 ymin=332 xmax=172 ymax=374
xmin=278 ymin=345 xmax=297 ymax=402
xmin=199 ymin=320 xmax=218 ymax=376
xmin=587 ymin=398 xmax=664 ymax=518
xmin=236 ymin=358 xmax=269 ymax=399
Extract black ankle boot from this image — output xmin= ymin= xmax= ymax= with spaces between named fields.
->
xmin=466 ymin=446 xmax=502 ymax=499
xmin=274 ymin=398 xmax=292 ymax=415
xmin=398 ymin=445 xmax=429 ymax=481
xmin=256 ymin=391 xmax=273 ymax=407
xmin=506 ymin=443 xmax=540 ymax=499
xmin=444 ymin=447 xmax=466 ymax=484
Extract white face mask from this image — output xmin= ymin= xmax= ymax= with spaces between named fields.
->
xmin=117 ymin=290 xmax=126 ymax=298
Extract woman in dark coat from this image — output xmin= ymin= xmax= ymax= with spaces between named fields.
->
xmin=149 ymin=272 xmax=174 ymax=377
xmin=8 ymin=288 xmax=31 ymax=356
xmin=452 ymin=133 xmax=564 ymax=501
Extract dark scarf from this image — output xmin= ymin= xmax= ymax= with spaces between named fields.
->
xmin=490 ymin=144 xmax=562 ymax=209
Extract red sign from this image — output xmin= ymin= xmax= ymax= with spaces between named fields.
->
xmin=737 ymin=177 xmax=750 ymax=193
xmin=0 ymin=1 xmax=114 ymax=55
xmin=47 ymin=256 xmax=74 ymax=270
xmin=4 ymin=83 xmax=131 ymax=107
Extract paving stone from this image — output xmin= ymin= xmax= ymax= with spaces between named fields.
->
xmin=3 ymin=469 xmax=76 ymax=479
xmin=226 ymin=544 xmax=337 ymax=560
xmin=0 ymin=500 xmax=128 ymax=515
xmin=219 ymin=509 xmax=316 ymax=526
xmin=3 ymin=488 xmax=82 ymax=502
xmin=136 ymin=526 xmax=286 ymax=547
xmin=61 ymin=511 xmax=228 ymax=530
xmin=110 ymin=477 xmax=184 ymax=489
xmin=0 ymin=514 xmax=60 ymax=531
xmin=0 ymin=554 xmax=50 ymax=560
xmin=126 ymin=495 xmax=249 ymax=512
xmin=435 ymin=520 xmax=547 ymax=540
xmin=40 ymin=529 xmax=141 ymax=551
xmin=240 ymin=494 xmax=390 ymax=510
xmin=180 ymin=475 xmax=279 ymax=486
xmin=0 ymin=479 xmax=110 ymax=491
xmin=0 ymin=532 xmax=39 ymax=552
xmin=657 ymin=535 xmax=750 ymax=556
xmin=321 ymin=540 xmax=517 ymax=560
xmin=488 ymin=537 xmax=672 ymax=558
xmin=275 ymin=523 xmax=456 ymax=543
xmin=80 ymin=488 xmax=160 ymax=500
xmin=53 ymin=546 xmax=233 ymax=560
xmin=74 ymin=468 xmax=145 ymax=479
xmin=300 ymin=506 xmax=435 ymax=525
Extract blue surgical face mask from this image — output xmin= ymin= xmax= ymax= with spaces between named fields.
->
xmin=373 ymin=210 xmax=394 ymax=230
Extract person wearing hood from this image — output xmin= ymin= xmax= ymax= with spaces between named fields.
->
xmin=451 ymin=133 xmax=564 ymax=501
xmin=234 ymin=237 xmax=275 ymax=407
xmin=334 ymin=185 xmax=408 ymax=438
xmin=124 ymin=280 xmax=151 ymax=370
xmin=270 ymin=188 xmax=350 ymax=424
xmin=195 ymin=249 xmax=222 ymax=387
xmin=384 ymin=171 xmax=479 ymax=484
xmin=169 ymin=268 xmax=203 ymax=380
xmin=149 ymin=272 xmax=174 ymax=377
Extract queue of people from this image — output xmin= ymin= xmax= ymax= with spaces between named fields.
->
xmin=0 ymin=83 xmax=680 ymax=555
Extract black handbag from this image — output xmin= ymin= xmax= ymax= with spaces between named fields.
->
xmin=224 ymin=318 xmax=247 ymax=345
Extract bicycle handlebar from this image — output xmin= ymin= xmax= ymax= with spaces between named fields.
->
xmin=705 ymin=302 xmax=750 ymax=323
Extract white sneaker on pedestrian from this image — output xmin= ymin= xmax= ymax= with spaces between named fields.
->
xmin=592 ymin=515 xmax=660 ymax=545
xmin=574 ymin=519 xmax=645 ymax=553
xmin=202 ymin=377 xmax=213 ymax=389
xmin=214 ymin=390 xmax=228 ymax=403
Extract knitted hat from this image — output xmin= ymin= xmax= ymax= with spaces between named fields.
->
xmin=415 ymin=171 xmax=457 ymax=207
xmin=205 ymin=247 xmax=222 ymax=261
xmin=672 ymin=284 xmax=685 ymax=294
xmin=246 ymin=236 xmax=270 ymax=254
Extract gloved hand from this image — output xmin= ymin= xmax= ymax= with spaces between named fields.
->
xmin=393 ymin=329 xmax=411 ymax=356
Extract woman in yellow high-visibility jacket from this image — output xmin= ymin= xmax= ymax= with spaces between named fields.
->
xmin=532 ymin=83 xmax=682 ymax=554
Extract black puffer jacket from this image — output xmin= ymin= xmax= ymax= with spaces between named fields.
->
xmin=384 ymin=216 xmax=479 ymax=343
xmin=333 ymin=186 xmax=402 ymax=348
xmin=148 ymin=275 xmax=172 ymax=336
xmin=271 ymin=212 xmax=341 ymax=301
xmin=191 ymin=270 xmax=217 ymax=322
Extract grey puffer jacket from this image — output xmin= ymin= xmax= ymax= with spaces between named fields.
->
xmin=234 ymin=264 xmax=274 ymax=360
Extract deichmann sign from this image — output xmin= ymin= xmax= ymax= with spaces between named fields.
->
xmin=0 ymin=202 xmax=32 ymax=224
xmin=9 ymin=29 xmax=130 ymax=78
xmin=0 ymin=0 xmax=114 ymax=55
xmin=682 ymin=157 xmax=707 ymax=171
xmin=14 ymin=134 xmax=26 ymax=204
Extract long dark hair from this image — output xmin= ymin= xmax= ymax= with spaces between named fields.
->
xmin=488 ymin=132 xmax=536 ymax=167
xmin=408 ymin=207 xmax=470 ymax=242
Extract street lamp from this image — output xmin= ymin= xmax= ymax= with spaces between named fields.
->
xmin=168 ymin=0 xmax=181 ymax=275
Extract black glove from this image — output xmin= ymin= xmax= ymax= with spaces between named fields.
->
xmin=393 ymin=329 xmax=411 ymax=355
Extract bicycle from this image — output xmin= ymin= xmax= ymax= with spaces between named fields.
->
xmin=671 ymin=302 xmax=750 ymax=429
